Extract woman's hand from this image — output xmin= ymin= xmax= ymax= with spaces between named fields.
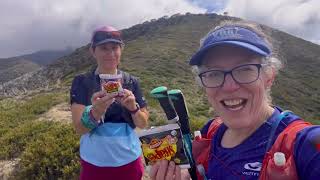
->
xmin=91 ymin=91 xmax=117 ymax=120
xmin=150 ymin=160 xmax=182 ymax=180
xmin=116 ymin=89 xmax=137 ymax=111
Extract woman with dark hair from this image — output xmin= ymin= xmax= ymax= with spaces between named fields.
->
xmin=70 ymin=26 xmax=149 ymax=180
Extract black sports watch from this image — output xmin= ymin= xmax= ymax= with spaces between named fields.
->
xmin=129 ymin=103 xmax=140 ymax=114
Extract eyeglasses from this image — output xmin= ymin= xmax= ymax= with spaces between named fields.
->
xmin=92 ymin=31 xmax=122 ymax=44
xmin=198 ymin=64 xmax=267 ymax=88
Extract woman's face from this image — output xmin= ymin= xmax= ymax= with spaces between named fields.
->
xmin=201 ymin=45 xmax=274 ymax=129
xmin=92 ymin=42 xmax=122 ymax=71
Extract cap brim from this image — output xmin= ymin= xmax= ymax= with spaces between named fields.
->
xmin=189 ymin=41 xmax=269 ymax=65
xmin=94 ymin=39 xmax=124 ymax=46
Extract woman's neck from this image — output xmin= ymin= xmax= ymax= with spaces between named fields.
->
xmin=221 ymin=106 xmax=274 ymax=148
xmin=97 ymin=67 xmax=117 ymax=74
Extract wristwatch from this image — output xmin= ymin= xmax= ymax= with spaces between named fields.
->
xmin=129 ymin=103 xmax=140 ymax=114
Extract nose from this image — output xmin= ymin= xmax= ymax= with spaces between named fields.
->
xmin=104 ymin=49 xmax=115 ymax=58
xmin=221 ymin=73 xmax=240 ymax=92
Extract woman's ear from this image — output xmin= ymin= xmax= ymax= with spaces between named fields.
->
xmin=265 ymin=66 xmax=275 ymax=89
xmin=196 ymin=76 xmax=203 ymax=87
xmin=89 ymin=46 xmax=98 ymax=60
xmin=89 ymin=46 xmax=94 ymax=55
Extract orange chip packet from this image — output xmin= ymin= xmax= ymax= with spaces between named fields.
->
xmin=99 ymin=74 xmax=124 ymax=95
xmin=138 ymin=124 xmax=190 ymax=169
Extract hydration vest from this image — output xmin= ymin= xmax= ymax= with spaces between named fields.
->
xmin=192 ymin=114 xmax=312 ymax=180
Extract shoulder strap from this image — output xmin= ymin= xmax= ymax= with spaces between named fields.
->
xmin=207 ymin=117 xmax=223 ymax=139
xmin=265 ymin=110 xmax=293 ymax=152
xmin=121 ymin=71 xmax=135 ymax=91
xmin=193 ymin=118 xmax=222 ymax=180
xmin=121 ymin=71 xmax=132 ymax=84
xmin=269 ymin=120 xmax=311 ymax=153
xmin=259 ymin=120 xmax=311 ymax=180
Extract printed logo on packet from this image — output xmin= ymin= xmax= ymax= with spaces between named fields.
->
xmin=142 ymin=135 xmax=178 ymax=162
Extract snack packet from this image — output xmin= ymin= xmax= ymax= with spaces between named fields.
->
xmin=99 ymin=74 xmax=124 ymax=96
xmin=138 ymin=123 xmax=190 ymax=169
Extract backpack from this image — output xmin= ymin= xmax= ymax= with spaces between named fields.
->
xmin=192 ymin=112 xmax=312 ymax=180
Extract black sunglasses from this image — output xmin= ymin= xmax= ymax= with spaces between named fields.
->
xmin=92 ymin=31 xmax=122 ymax=44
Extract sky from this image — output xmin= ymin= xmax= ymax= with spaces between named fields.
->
xmin=0 ymin=0 xmax=319 ymax=58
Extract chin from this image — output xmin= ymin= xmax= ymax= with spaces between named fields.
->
xmin=102 ymin=64 xmax=117 ymax=70
xmin=217 ymin=108 xmax=253 ymax=129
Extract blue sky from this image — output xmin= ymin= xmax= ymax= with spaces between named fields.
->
xmin=189 ymin=0 xmax=226 ymax=13
xmin=0 ymin=0 xmax=319 ymax=58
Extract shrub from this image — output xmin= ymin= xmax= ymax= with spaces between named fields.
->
xmin=15 ymin=123 xmax=80 ymax=180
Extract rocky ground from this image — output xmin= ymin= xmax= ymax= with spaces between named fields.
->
xmin=0 ymin=158 xmax=20 ymax=180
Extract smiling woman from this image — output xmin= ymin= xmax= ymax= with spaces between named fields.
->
xmin=70 ymin=25 xmax=149 ymax=180
xmin=150 ymin=20 xmax=320 ymax=180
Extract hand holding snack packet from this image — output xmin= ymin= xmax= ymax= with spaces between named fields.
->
xmin=99 ymin=74 xmax=124 ymax=96
xmin=99 ymin=73 xmax=139 ymax=113
xmin=90 ymin=91 xmax=118 ymax=121
xmin=138 ymin=124 xmax=190 ymax=170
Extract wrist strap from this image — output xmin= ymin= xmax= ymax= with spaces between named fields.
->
xmin=89 ymin=108 xmax=101 ymax=125
xmin=81 ymin=105 xmax=100 ymax=130
xmin=129 ymin=103 xmax=140 ymax=114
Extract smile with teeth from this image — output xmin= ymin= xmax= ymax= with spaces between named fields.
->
xmin=221 ymin=99 xmax=247 ymax=110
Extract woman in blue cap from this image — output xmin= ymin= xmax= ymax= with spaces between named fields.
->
xmin=150 ymin=21 xmax=320 ymax=180
xmin=70 ymin=26 xmax=149 ymax=180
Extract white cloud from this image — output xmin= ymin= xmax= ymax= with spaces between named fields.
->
xmin=0 ymin=0 xmax=205 ymax=58
xmin=222 ymin=0 xmax=320 ymax=45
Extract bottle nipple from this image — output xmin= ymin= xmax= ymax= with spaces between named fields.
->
xmin=274 ymin=152 xmax=286 ymax=166
xmin=194 ymin=131 xmax=202 ymax=140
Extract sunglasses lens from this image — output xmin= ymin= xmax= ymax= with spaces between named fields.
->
xmin=93 ymin=31 xmax=122 ymax=43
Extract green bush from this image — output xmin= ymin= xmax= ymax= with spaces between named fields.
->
xmin=0 ymin=93 xmax=67 ymax=160
xmin=16 ymin=123 xmax=80 ymax=180
xmin=0 ymin=121 xmax=53 ymax=159
xmin=0 ymin=93 xmax=66 ymax=132
xmin=0 ymin=92 xmax=81 ymax=180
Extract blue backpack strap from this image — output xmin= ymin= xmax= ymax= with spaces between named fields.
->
xmin=121 ymin=71 xmax=135 ymax=91
xmin=265 ymin=110 xmax=293 ymax=152
xmin=197 ymin=164 xmax=208 ymax=180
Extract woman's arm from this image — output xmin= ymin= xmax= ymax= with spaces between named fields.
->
xmin=294 ymin=126 xmax=320 ymax=179
xmin=71 ymin=91 xmax=118 ymax=135
xmin=131 ymin=107 xmax=149 ymax=129
xmin=116 ymin=89 xmax=149 ymax=129
xmin=71 ymin=103 xmax=90 ymax=135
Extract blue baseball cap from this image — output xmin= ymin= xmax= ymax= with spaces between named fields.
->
xmin=189 ymin=26 xmax=271 ymax=65
xmin=91 ymin=26 xmax=124 ymax=47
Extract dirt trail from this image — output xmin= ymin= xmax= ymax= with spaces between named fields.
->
xmin=0 ymin=158 xmax=20 ymax=180
xmin=37 ymin=102 xmax=72 ymax=123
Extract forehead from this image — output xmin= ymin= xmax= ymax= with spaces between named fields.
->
xmin=202 ymin=45 xmax=262 ymax=68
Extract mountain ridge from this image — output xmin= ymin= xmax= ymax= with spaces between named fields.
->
xmin=0 ymin=49 xmax=74 ymax=84
xmin=0 ymin=13 xmax=319 ymax=120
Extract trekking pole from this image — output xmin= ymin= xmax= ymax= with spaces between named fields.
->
xmin=150 ymin=86 xmax=197 ymax=180
xmin=168 ymin=89 xmax=197 ymax=180
xmin=150 ymin=86 xmax=179 ymax=123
